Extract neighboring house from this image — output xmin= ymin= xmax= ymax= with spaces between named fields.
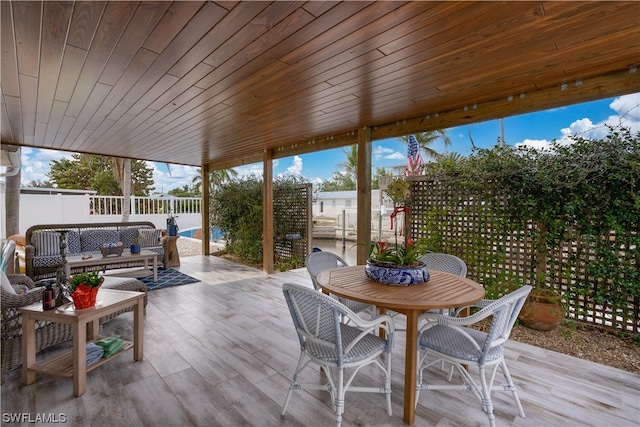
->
xmin=312 ymin=190 xmax=398 ymax=240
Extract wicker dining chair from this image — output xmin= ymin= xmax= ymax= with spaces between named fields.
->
xmin=418 ymin=253 xmax=467 ymax=277
xmin=281 ymin=283 xmax=395 ymax=427
xmin=305 ymin=251 xmax=376 ymax=318
xmin=415 ymin=285 xmax=532 ymax=427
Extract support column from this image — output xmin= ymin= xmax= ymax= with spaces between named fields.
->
xmin=201 ymin=163 xmax=211 ymax=256
xmin=263 ymin=150 xmax=274 ymax=274
xmin=356 ymin=127 xmax=372 ymax=265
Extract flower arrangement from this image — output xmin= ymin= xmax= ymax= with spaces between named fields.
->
xmin=368 ymin=177 xmax=423 ymax=267
xmin=368 ymin=238 xmax=422 ymax=267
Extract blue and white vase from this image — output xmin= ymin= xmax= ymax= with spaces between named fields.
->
xmin=365 ymin=260 xmax=430 ymax=286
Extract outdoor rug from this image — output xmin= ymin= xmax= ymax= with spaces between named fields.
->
xmin=136 ymin=268 xmax=200 ymax=291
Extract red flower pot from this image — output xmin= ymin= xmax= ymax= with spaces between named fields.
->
xmin=71 ymin=284 xmax=101 ymax=309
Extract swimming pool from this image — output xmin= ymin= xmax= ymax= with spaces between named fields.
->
xmin=178 ymin=227 xmax=224 ymax=241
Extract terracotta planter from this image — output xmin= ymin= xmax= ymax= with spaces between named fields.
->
xmin=519 ymin=291 xmax=565 ymax=331
xmin=365 ymin=260 xmax=430 ymax=286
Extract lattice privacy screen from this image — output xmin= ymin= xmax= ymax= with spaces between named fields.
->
xmin=407 ymin=176 xmax=639 ymax=334
xmin=273 ymin=183 xmax=312 ymax=262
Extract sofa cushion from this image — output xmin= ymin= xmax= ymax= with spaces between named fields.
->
xmin=80 ymin=230 xmax=120 ymax=253
xmin=148 ymin=247 xmax=165 ymax=258
xmin=138 ymin=229 xmax=162 ymax=248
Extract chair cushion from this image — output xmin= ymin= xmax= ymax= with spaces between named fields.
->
xmin=32 ymin=255 xmax=66 ymax=268
xmin=419 ymin=324 xmax=504 ymax=363
xmin=147 ymin=247 xmax=164 ymax=257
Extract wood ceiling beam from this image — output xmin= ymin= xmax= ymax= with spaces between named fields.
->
xmin=205 ymin=67 xmax=639 ymax=172
xmin=371 ymin=68 xmax=640 ymax=141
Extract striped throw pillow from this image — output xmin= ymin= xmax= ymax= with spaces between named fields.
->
xmin=32 ymin=231 xmax=63 ymax=256
xmin=138 ymin=229 xmax=162 ymax=248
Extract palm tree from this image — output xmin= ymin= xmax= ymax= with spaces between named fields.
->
xmin=338 ymin=145 xmax=358 ymax=182
xmin=192 ymin=168 xmax=238 ymax=195
xmin=400 ymin=130 xmax=451 ymax=160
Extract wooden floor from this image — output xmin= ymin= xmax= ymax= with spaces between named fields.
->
xmin=2 ymin=255 xmax=639 ymax=427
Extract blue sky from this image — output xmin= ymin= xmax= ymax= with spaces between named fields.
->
xmin=11 ymin=92 xmax=640 ymax=193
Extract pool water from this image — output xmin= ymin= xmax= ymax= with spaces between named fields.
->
xmin=178 ymin=227 xmax=223 ymax=241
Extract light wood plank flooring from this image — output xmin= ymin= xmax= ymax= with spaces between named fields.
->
xmin=2 ymin=255 xmax=639 ymax=426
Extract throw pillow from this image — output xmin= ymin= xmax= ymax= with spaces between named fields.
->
xmin=119 ymin=227 xmax=140 ymax=247
xmin=80 ymin=230 xmax=120 ymax=252
xmin=32 ymin=231 xmax=62 ymax=256
xmin=138 ymin=229 xmax=162 ymax=248
xmin=1 ymin=271 xmax=16 ymax=295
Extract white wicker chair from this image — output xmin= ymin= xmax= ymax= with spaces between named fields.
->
xmin=418 ymin=253 xmax=467 ymax=277
xmin=305 ymin=251 xmax=376 ymax=318
xmin=415 ymin=285 xmax=532 ymax=427
xmin=281 ymin=283 xmax=395 ymax=427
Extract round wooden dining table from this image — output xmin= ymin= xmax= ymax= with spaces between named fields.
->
xmin=316 ymin=265 xmax=485 ymax=425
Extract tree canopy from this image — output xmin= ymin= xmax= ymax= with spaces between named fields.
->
xmin=46 ymin=154 xmax=154 ymax=196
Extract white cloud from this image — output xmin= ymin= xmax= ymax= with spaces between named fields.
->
xmin=517 ymin=93 xmax=640 ymax=149
xmin=285 ymin=155 xmax=303 ymax=176
xmin=516 ymin=139 xmax=551 ymax=150
xmin=235 ymin=163 xmax=264 ymax=178
xmin=610 ymin=93 xmax=640 ymax=122
xmin=20 ymin=147 xmax=71 ymax=184
xmin=308 ymin=176 xmax=323 ymax=187
xmin=151 ymin=162 xmax=200 ymax=194
xmin=373 ymin=146 xmax=404 ymax=160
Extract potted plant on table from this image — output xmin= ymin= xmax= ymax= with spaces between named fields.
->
xmin=130 ymin=234 xmax=142 ymax=254
xmin=67 ymin=270 xmax=104 ymax=309
xmin=365 ymin=177 xmax=429 ymax=286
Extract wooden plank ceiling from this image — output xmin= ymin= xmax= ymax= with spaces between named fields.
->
xmin=1 ymin=1 xmax=639 ymax=169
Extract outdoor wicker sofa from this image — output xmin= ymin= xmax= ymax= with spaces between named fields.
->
xmin=1 ymin=273 xmax=148 ymax=383
xmin=25 ymin=221 xmax=170 ymax=281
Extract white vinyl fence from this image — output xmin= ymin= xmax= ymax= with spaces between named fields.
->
xmin=15 ymin=194 xmax=201 ymax=235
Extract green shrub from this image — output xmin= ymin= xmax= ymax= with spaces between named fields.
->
xmin=414 ymin=126 xmax=639 ymax=330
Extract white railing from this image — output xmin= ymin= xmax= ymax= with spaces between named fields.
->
xmin=90 ymin=196 xmax=201 ymax=216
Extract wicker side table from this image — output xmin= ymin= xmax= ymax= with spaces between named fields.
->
xmin=163 ymin=236 xmax=180 ymax=267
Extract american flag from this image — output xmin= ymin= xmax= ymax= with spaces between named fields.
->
xmin=406 ymin=134 xmax=422 ymax=175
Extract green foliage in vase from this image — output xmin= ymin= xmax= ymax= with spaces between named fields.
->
xmin=368 ymin=239 xmax=423 ymax=267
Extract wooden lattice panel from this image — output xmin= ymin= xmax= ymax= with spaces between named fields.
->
xmin=407 ymin=177 xmax=639 ymax=334
xmin=273 ymin=183 xmax=312 ymax=262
